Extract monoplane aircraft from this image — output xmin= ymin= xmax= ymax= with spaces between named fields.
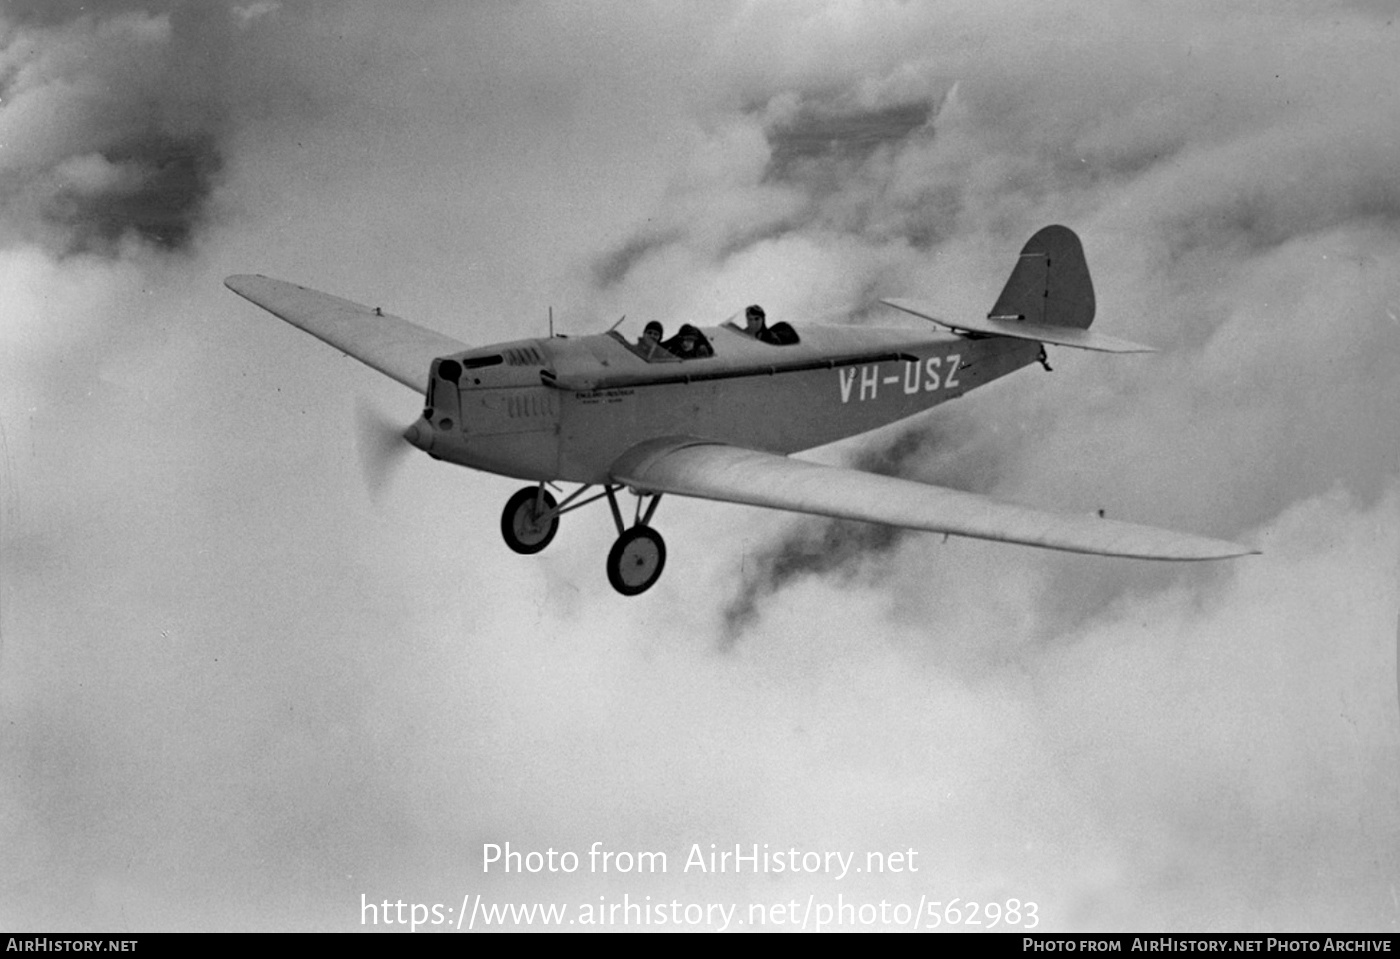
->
xmin=227 ymin=225 xmax=1254 ymax=595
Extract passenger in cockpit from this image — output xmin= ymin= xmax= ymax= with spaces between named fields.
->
xmin=741 ymin=303 xmax=798 ymax=345
xmin=742 ymin=304 xmax=766 ymax=338
xmin=663 ymin=324 xmax=711 ymax=359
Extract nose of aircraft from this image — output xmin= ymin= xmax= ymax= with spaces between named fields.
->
xmin=404 ymin=417 xmax=433 ymax=452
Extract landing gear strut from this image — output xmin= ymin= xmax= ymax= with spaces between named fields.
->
xmin=603 ymin=486 xmax=666 ymax=596
xmin=496 ymin=483 xmax=668 ymax=595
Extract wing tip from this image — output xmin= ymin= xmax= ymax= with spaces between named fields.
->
xmin=1176 ymin=541 xmax=1260 ymax=561
xmin=224 ymin=274 xmax=270 ymax=296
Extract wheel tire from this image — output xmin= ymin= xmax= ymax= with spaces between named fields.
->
xmin=606 ymin=526 xmax=667 ymax=596
xmin=500 ymin=487 xmax=559 ymax=555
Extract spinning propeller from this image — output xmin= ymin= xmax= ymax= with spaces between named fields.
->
xmin=354 ymin=400 xmax=418 ymax=503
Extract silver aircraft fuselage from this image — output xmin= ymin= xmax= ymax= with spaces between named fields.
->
xmin=408 ymin=323 xmax=1041 ymax=484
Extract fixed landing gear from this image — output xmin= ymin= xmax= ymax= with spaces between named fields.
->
xmin=501 ymin=486 xmax=558 ymax=554
xmin=607 ymin=526 xmax=666 ymax=596
xmin=496 ymin=482 xmax=668 ymax=596
xmin=602 ymin=485 xmax=665 ymax=596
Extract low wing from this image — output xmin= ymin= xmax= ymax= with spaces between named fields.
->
xmin=881 ymin=298 xmax=1155 ymax=353
xmin=611 ymin=439 xmax=1255 ymax=561
xmin=225 ymin=275 xmax=469 ymax=394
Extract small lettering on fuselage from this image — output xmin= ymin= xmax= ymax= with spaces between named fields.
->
xmin=838 ymin=356 xmax=961 ymax=404
xmin=574 ymin=388 xmax=636 ymax=405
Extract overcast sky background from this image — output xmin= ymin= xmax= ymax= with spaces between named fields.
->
xmin=2 ymin=1 xmax=1398 ymax=933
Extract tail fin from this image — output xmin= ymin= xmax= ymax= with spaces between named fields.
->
xmin=988 ymin=225 xmax=1095 ymax=329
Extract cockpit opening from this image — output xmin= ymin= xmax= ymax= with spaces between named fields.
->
xmin=738 ymin=304 xmax=800 ymax=345
xmin=613 ymin=324 xmax=715 ymax=363
xmin=662 ymin=324 xmax=713 ymax=359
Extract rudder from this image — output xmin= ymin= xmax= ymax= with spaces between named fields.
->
xmin=988 ymin=225 xmax=1095 ymax=329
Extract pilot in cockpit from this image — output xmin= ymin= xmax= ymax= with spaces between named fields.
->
xmin=638 ymin=321 xmax=665 ymax=359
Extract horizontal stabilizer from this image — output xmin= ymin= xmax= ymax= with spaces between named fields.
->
xmin=611 ymin=438 xmax=1255 ymax=561
xmin=225 ymin=275 xmax=470 ymax=394
xmin=881 ymin=298 xmax=1156 ymax=353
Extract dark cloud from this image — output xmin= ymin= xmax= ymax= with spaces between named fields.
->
xmin=0 ymin=0 xmax=142 ymax=28
xmin=589 ymin=95 xmax=945 ymax=292
xmin=0 ymin=3 xmax=331 ymax=258
xmin=723 ymin=518 xmax=904 ymax=643
xmin=590 ymin=227 xmax=683 ymax=289
xmin=42 ymin=131 xmax=222 ymax=254
xmin=0 ymin=7 xmax=233 ymax=256
xmin=721 ymin=409 xmax=1022 ymax=643
xmin=764 ymin=98 xmax=933 ymax=182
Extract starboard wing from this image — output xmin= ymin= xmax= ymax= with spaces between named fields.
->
xmin=611 ymin=438 xmax=1255 ymax=561
xmin=880 ymin=298 xmax=1156 ymax=353
xmin=225 ymin=275 xmax=470 ymax=394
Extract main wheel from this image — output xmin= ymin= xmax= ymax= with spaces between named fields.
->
xmin=606 ymin=527 xmax=667 ymax=596
xmin=501 ymin=487 xmax=558 ymax=554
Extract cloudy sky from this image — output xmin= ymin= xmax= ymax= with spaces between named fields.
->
xmin=2 ymin=0 xmax=1398 ymax=933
